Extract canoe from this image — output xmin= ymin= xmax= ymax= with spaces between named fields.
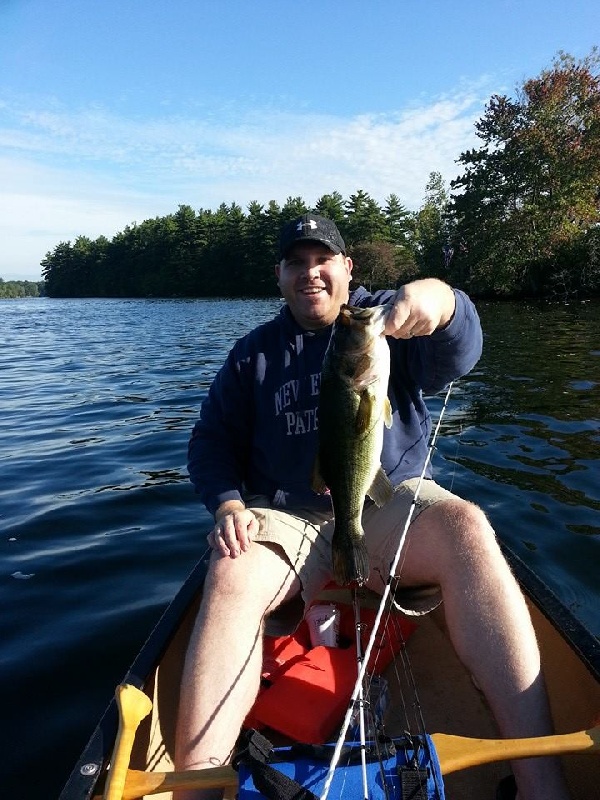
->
xmin=59 ymin=542 xmax=600 ymax=800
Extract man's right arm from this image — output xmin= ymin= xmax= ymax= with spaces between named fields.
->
xmin=188 ymin=347 xmax=252 ymax=517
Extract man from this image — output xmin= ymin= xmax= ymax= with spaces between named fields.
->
xmin=175 ymin=213 xmax=568 ymax=800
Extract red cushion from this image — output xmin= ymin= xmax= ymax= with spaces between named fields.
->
xmin=261 ymin=620 xmax=311 ymax=682
xmin=243 ymin=600 xmax=416 ymax=738
xmin=243 ymin=621 xmax=311 ymax=729
xmin=249 ymin=645 xmax=358 ymax=743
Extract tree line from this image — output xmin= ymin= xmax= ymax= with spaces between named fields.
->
xmin=0 ymin=279 xmax=45 ymax=299
xmin=41 ymin=50 xmax=600 ymax=301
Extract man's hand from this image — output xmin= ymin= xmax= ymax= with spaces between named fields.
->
xmin=208 ymin=500 xmax=259 ymax=558
xmin=384 ymin=278 xmax=456 ymax=339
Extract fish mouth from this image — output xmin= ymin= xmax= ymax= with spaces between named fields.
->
xmin=341 ymin=304 xmax=372 ymax=318
xmin=339 ymin=303 xmax=391 ymax=324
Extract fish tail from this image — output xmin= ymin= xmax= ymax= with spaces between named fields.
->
xmin=332 ymin=528 xmax=370 ymax=586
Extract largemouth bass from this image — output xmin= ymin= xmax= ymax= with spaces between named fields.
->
xmin=313 ymin=304 xmax=394 ymax=585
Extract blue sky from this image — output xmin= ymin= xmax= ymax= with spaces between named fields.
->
xmin=1 ymin=0 xmax=598 ymax=280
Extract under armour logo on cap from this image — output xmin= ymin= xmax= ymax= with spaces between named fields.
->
xmin=279 ymin=213 xmax=346 ymax=260
xmin=296 ymin=219 xmax=318 ymax=232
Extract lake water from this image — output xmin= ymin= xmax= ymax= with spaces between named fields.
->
xmin=1 ymin=296 xmax=599 ymax=799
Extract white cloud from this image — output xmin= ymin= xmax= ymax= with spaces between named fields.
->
xmin=0 ymin=88 xmax=487 ymax=280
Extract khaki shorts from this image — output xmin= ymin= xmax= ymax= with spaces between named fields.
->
xmin=246 ymin=478 xmax=456 ymax=636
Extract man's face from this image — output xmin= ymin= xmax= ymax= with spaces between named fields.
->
xmin=275 ymin=242 xmax=353 ymax=330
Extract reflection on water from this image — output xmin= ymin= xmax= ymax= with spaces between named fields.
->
xmin=433 ymin=300 xmax=600 ymax=625
xmin=0 ymin=296 xmax=598 ymax=799
xmin=465 ymin=300 xmax=599 ymax=422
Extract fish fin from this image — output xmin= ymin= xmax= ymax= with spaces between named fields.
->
xmin=383 ymin=397 xmax=393 ymax=429
xmin=355 ymin=389 xmax=375 ymax=434
xmin=332 ymin=530 xmax=370 ymax=587
xmin=367 ymin=467 xmax=394 ymax=507
xmin=311 ymin=453 xmax=328 ymax=494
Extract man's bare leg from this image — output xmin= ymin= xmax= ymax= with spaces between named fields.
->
xmin=398 ymin=498 xmax=569 ymax=800
xmin=175 ymin=542 xmax=300 ymax=799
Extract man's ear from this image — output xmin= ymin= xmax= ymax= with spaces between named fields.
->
xmin=346 ymin=256 xmax=353 ymax=275
xmin=275 ymin=263 xmax=281 ymax=282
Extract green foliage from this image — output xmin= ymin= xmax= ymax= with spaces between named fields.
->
xmin=413 ymin=172 xmax=453 ymax=279
xmin=350 ymin=241 xmax=399 ymax=291
xmin=451 ymin=49 xmax=600 ymax=298
xmin=0 ymin=278 xmax=44 ymax=298
xmin=315 ymin=192 xmax=345 ymax=225
xmin=344 ymin=190 xmax=387 ymax=246
xmin=41 ymin=194 xmax=422 ymax=298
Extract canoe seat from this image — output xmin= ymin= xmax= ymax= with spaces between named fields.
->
xmin=316 ymin=581 xmax=442 ymax=615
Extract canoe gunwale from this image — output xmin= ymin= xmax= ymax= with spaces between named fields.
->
xmin=501 ymin=543 xmax=600 ymax=682
xmin=58 ymin=559 xmax=209 ymax=800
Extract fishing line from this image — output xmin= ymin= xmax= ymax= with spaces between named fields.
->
xmin=352 ymin=590 xmax=370 ymax=800
xmin=446 ymin=429 xmax=460 ymax=494
xmin=394 ymin=381 xmax=454 ymax=581
xmin=319 ymin=381 xmax=455 ymax=800
xmin=390 ymin=613 xmax=429 ymax=737
xmin=446 ymin=417 xmax=463 ymax=495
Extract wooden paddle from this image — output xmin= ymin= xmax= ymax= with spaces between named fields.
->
xmin=103 ymin=684 xmax=152 ymax=800
xmin=433 ymin=726 xmax=600 ymax=774
xmin=122 ymin=765 xmax=238 ymax=798
xmin=119 ymin=723 xmax=600 ymax=799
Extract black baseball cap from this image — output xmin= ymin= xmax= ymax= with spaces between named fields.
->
xmin=278 ymin=213 xmax=346 ymax=260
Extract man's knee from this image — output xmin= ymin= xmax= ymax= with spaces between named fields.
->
xmin=206 ymin=542 xmax=299 ymax=608
xmin=414 ymin=497 xmax=498 ymax=559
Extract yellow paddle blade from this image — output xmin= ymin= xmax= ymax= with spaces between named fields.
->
xmin=432 ymin=725 xmax=600 ymax=775
xmin=103 ymin=685 xmax=153 ymax=800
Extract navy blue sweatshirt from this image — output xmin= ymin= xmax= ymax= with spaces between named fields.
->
xmin=188 ymin=286 xmax=483 ymax=517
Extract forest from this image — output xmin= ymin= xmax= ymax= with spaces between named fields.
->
xmin=0 ymin=279 xmax=44 ymax=299
xmin=40 ymin=51 xmax=600 ymax=301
